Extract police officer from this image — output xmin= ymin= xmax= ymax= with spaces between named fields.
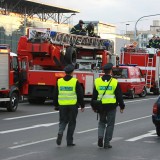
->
xmin=53 ymin=64 xmax=85 ymax=147
xmin=91 ymin=63 xmax=125 ymax=149
xmin=70 ymin=20 xmax=86 ymax=35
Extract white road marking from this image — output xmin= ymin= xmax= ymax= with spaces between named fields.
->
xmin=3 ymin=97 xmax=157 ymax=121
xmin=1 ymin=152 xmax=39 ymax=160
xmin=9 ymin=137 xmax=57 ymax=149
xmin=0 ymin=122 xmax=59 ymax=134
xmin=3 ymin=107 xmax=91 ymax=120
xmin=3 ymin=111 xmax=58 ymax=120
xmin=8 ymin=115 xmax=152 ymax=149
xmin=126 ymin=130 xmax=156 ymax=141
xmin=6 ymin=97 xmax=157 ymax=149
xmin=76 ymin=115 xmax=151 ymax=134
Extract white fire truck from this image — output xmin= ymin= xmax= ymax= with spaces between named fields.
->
xmin=120 ymin=45 xmax=160 ymax=95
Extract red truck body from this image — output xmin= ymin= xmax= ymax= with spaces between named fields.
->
xmin=17 ymin=28 xmax=113 ymax=104
xmin=120 ymin=46 xmax=160 ymax=94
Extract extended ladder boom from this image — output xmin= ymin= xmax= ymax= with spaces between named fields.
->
xmin=50 ymin=32 xmax=109 ymax=49
xmin=28 ymin=28 xmax=111 ymax=50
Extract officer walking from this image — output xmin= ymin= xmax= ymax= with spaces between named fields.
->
xmin=53 ymin=64 xmax=85 ymax=147
xmin=91 ymin=63 xmax=125 ymax=149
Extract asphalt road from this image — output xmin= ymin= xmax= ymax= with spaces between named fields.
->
xmin=0 ymin=95 xmax=160 ymax=160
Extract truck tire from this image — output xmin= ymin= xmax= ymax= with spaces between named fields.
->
xmin=156 ymin=126 xmax=160 ymax=136
xmin=139 ymin=87 xmax=147 ymax=97
xmin=7 ymin=92 xmax=18 ymax=112
xmin=64 ymin=46 xmax=77 ymax=65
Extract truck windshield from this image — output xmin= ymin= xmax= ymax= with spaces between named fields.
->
xmin=112 ymin=68 xmax=128 ymax=78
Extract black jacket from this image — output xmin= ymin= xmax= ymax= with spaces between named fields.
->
xmin=53 ymin=75 xmax=85 ymax=108
xmin=91 ymin=74 xmax=125 ymax=111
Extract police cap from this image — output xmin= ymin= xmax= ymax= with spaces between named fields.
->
xmin=79 ymin=20 xmax=85 ymax=24
xmin=64 ymin=64 xmax=75 ymax=73
xmin=102 ymin=63 xmax=113 ymax=70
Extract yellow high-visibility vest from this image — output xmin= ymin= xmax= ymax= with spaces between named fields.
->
xmin=58 ymin=78 xmax=77 ymax=105
xmin=95 ymin=77 xmax=117 ymax=104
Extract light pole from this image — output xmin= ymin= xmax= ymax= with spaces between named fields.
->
xmin=125 ymin=24 xmax=130 ymax=44
xmin=126 ymin=23 xmax=130 ymax=36
xmin=134 ymin=13 xmax=160 ymax=41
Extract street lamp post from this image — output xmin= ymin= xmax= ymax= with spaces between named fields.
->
xmin=134 ymin=14 xmax=160 ymax=41
xmin=126 ymin=23 xmax=130 ymax=36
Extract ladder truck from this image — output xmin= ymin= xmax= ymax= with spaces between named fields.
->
xmin=17 ymin=28 xmax=115 ymax=104
xmin=120 ymin=45 xmax=160 ymax=95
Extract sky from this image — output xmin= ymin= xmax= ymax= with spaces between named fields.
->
xmin=38 ymin=0 xmax=160 ymax=34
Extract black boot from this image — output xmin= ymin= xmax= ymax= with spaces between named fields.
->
xmin=98 ymin=137 xmax=103 ymax=147
xmin=104 ymin=142 xmax=112 ymax=149
xmin=56 ymin=134 xmax=63 ymax=145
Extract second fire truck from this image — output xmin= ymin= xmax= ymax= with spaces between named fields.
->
xmin=120 ymin=44 xmax=160 ymax=95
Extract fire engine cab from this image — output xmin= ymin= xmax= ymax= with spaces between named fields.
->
xmin=120 ymin=45 xmax=160 ymax=95
xmin=112 ymin=64 xmax=146 ymax=98
xmin=0 ymin=45 xmax=20 ymax=111
xmin=17 ymin=28 xmax=115 ymax=104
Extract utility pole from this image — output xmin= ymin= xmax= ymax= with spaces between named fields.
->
xmin=134 ymin=14 xmax=160 ymax=41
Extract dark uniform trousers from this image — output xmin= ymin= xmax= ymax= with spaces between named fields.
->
xmin=98 ymin=108 xmax=116 ymax=145
xmin=58 ymin=106 xmax=78 ymax=144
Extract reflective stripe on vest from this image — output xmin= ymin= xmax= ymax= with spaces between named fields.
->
xmin=95 ymin=77 xmax=118 ymax=104
xmin=58 ymin=78 xmax=77 ymax=105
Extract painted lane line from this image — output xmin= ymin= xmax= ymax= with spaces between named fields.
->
xmin=3 ymin=106 xmax=91 ymax=121
xmin=1 ymin=152 xmax=39 ymax=160
xmin=3 ymin=97 xmax=157 ymax=121
xmin=115 ymin=115 xmax=151 ymax=125
xmin=9 ymin=137 xmax=57 ymax=149
xmin=3 ymin=111 xmax=58 ymax=120
xmin=9 ymin=115 xmax=152 ymax=149
xmin=0 ymin=122 xmax=59 ymax=134
xmin=76 ymin=115 xmax=151 ymax=134
xmin=124 ymin=97 xmax=157 ymax=104
xmin=126 ymin=130 xmax=156 ymax=142
xmin=77 ymin=128 xmax=97 ymax=134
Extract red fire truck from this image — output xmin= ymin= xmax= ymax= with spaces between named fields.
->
xmin=17 ymin=28 xmax=114 ymax=104
xmin=120 ymin=45 xmax=160 ymax=95
xmin=0 ymin=44 xmax=22 ymax=111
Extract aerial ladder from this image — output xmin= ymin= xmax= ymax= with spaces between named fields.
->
xmin=28 ymin=29 xmax=111 ymax=50
xmin=146 ymin=54 xmax=154 ymax=88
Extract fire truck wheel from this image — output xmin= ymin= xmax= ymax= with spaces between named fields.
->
xmin=139 ymin=87 xmax=147 ymax=97
xmin=129 ymin=90 xmax=135 ymax=99
xmin=7 ymin=92 xmax=18 ymax=112
xmin=64 ymin=47 xmax=77 ymax=65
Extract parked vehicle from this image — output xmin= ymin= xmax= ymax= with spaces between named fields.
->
xmin=152 ymin=96 xmax=160 ymax=136
xmin=17 ymin=28 xmax=115 ymax=103
xmin=120 ymin=46 xmax=160 ymax=95
xmin=112 ymin=64 xmax=147 ymax=98
xmin=0 ymin=44 xmax=21 ymax=111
